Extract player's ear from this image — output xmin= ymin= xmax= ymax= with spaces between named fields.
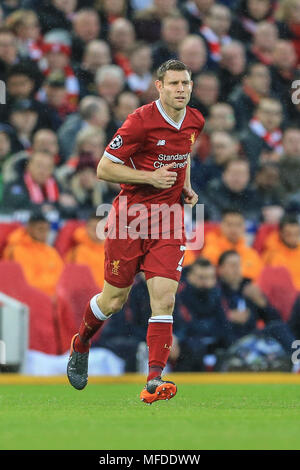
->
xmin=190 ymin=80 xmax=193 ymax=92
xmin=155 ymin=79 xmax=163 ymax=93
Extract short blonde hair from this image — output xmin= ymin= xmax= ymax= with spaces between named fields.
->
xmin=276 ymin=0 xmax=300 ymax=22
xmin=75 ymin=126 xmax=105 ymax=153
xmin=5 ymin=10 xmax=38 ymax=34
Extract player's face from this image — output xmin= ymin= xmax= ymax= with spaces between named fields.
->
xmin=156 ymin=70 xmax=193 ymax=111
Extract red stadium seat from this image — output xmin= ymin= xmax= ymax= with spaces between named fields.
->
xmin=54 ymin=220 xmax=85 ymax=257
xmin=257 ymin=265 xmax=298 ymax=321
xmin=55 ymin=264 xmax=100 ymax=353
xmin=0 ymin=260 xmax=59 ymax=354
xmin=253 ymin=223 xmax=278 ymax=254
xmin=0 ymin=222 xmax=22 ymax=257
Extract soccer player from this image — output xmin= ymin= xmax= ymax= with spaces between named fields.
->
xmin=67 ymin=59 xmax=205 ymax=404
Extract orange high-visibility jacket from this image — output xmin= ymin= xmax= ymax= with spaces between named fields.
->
xmin=202 ymin=231 xmax=264 ymax=280
xmin=263 ymin=231 xmax=300 ymax=289
xmin=65 ymin=226 xmax=105 ymax=289
xmin=3 ymin=227 xmax=64 ymax=297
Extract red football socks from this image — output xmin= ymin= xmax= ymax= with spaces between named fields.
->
xmin=74 ymin=301 xmax=105 ymax=353
xmin=146 ymin=318 xmax=173 ymax=381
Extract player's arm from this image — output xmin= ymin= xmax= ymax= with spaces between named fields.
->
xmin=97 ymin=156 xmax=177 ymax=189
xmin=182 ymin=155 xmax=198 ymax=207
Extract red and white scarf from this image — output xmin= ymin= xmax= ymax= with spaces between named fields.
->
xmin=200 ymin=25 xmax=231 ymax=62
xmin=24 ymin=171 xmax=59 ymax=204
xmin=250 ymin=118 xmax=283 ymax=154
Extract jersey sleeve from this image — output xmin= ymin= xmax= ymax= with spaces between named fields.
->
xmin=104 ymin=112 xmax=145 ymax=165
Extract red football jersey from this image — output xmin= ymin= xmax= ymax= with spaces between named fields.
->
xmin=104 ymin=99 xmax=205 ymax=207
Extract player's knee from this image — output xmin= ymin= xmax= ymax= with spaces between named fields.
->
xmin=153 ymin=291 xmax=175 ymax=315
xmin=108 ymin=292 xmax=129 ymax=314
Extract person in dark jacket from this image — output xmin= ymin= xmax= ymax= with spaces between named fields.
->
xmin=228 ymin=62 xmax=273 ymax=131
xmin=240 ymin=98 xmax=284 ymax=174
xmin=218 ymin=250 xmax=295 ymax=353
xmin=203 ymin=158 xmax=260 ymax=221
xmin=173 ymin=258 xmax=229 ymax=371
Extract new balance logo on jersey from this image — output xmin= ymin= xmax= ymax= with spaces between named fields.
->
xmin=157 ymin=139 xmax=166 ymax=146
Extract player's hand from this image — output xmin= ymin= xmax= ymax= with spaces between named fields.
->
xmin=182 ymin=186 xmax=198 ymax=207
xmin=150 ymin=162 xmax=177 ymax=189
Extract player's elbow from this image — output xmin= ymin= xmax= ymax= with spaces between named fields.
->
xmin=97 ymin=157 xmax=109 ymax=181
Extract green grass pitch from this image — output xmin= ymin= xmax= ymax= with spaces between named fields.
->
xmin=0 ymin=383 xmax=300 ymax=450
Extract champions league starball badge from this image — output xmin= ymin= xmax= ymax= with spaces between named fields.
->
xmin=109 ymin=135 xmax=123 ymax=150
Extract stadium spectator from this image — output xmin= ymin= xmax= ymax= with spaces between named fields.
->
xmin=0 ymin=62 xmax=50 ymax=129
xmin=278 ymin=128 xmax=300 ymax=198
xmin=263 ymin=215 xmax=300 ymax=289
xmin=76 ymin=39 xmax=112 ymax=97
xmin=1 ymin=151 xmax=61 ymax=213
xmin=3 ymin=211 xmax=64 ymax=297
xmin=97 ymin=0 xmax=130 ymax=40
xmin=202 ymin=210 xmax=263 ymax=280
xmin=38 ymin=40 xmax=79 ymax=109
xmin=190 ymin=71 xmax=220 ymax=117
xmin=192 ymin=102 xmax=235 ymax=161
xmin=108 ymin=18 xmax=136 ymax=74
xmin=95 ymin=64 xmax=125 ymax=105
xmin=217 ymin=249 xmax=294 ymax=353
xmin=58 ymin=96 xmax=111 ymax=160
xmin=218 ymin=41 xmax=246 ymax=100
xmin=139 ymin=72 xmax=159 ymax=104
xmin=133 ymin=0 xmax=179 ymax=43
xmin=112 ymin=91 xmax=140 ymax=129
xmin=36 ymin=0 xmax=76 ymax=34
xmin=71 ymin=8 xmax=101 ymax=63
xmin=178 ymin=34 xmax=207 ymax=76
xmin=199 ymin=3 xmax=232 ymax=64
xmin=251 ymin=162 xmax=285 ymax=223
xmin=38 ymin=72 xmax=73 ymax=131
xmin=57 ymin=125 xmax=106 ymax=187
xmin=127 ymin=42 xmax=153 ymax=94
xmin=247 ymin=21 xmax=279 ymax=66
xmin=5 ymin=9 xmax=42 ymax=61
xmin=0 ymin=26 xmax=18 ymax=80
xmin=240 ymin=98 xmax=284 ymax=173
xmin=8 ymin=98 xmax=39 ymax=151
xmin=66 ymin=214 xmax=105 ymax=287
xmin=191 ymin=130 xmax=238 ymax=192
xmin=179 ymin=0 xmax=215 ymax=34
xmin=270 ymin=40 xmax=298 ymax=107
xmin=277 ymin=0 xmax=300 ymax=65
xmin=152 ymin=14 xmax=189 ymax=70
xmin=204 ymin=159 xmax=261 ymax=222
xmin=229 ymin=62 xmax=272 ymax=131
xmin=232 ymin=0 xmax=276 ymax=43
xmin=207 ymin=103 xmax=236 ymax=134
xmin=173 ymin=258 xmax=228 ymax=371
xmin=2 ymin=128 xmax=60 ymax=184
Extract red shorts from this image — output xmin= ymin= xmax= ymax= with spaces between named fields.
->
xmin=104 ymin=236 xmax=186 ymax=288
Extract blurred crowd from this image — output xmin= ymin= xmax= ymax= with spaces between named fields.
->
xmin=1 ymin=0 xmax=300 ymax=371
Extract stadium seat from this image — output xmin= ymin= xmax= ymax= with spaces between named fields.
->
xmin=257 ymin=265 xmax=298 ymax=322
xmin=55 ymin=264 xmax=100 ymax=353
xmin=0 ymin=222 xmax=22 ymax=257
xmin=0 ymin=260 xmax=59 ymax=354
xmin=253 ymin=223 xmax=278 ymax=254
xmin=54 ymin=220 xmax=85 ymax=257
